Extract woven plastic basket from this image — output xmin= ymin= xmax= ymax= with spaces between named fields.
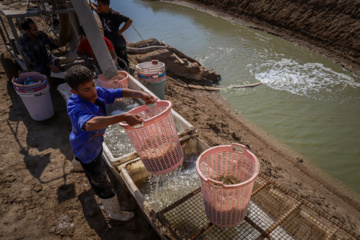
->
xmin=119 ymin=100 xmax=183 ymax=175
xmin=196 ymin=143 xmax=260 ymax=227
xmin=98 ymin=70 xmax=128 ymax=89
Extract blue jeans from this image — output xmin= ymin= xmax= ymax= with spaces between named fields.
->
xmin=77 ymin=150 xmax=115 ymax=199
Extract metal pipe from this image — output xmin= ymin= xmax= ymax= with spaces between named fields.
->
xmin=6 ymin=17 xmax=30 ymax=71
xmin=54 ymin=0 xmax=70 ymax=46
xmin=70 ymin=0 xmax=118 ymax=80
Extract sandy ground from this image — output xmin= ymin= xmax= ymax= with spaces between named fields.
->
xmin=1 ymin=2 xmax=360 ymax=240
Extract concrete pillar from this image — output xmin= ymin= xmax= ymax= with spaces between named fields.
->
xmin=70 ymin=0 xmax=118 ymax=80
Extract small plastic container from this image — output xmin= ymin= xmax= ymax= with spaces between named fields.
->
xmin=136 ymin=60 xmax=166 ymax=100
xmin=98 ymin=70 xmax=128 ymax=89
xmin=119 ymin=100 xmax=183 ymax=175
xmin=196 ymin=143 xmax=260 ymax=227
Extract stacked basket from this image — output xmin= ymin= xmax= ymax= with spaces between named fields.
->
xmin=12 ymin=72 xmax=54 ymax=121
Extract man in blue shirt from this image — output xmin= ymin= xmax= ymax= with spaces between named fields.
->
xmin=65 ymin=65 xmax=155 ymax=221
xmin=19 ymin=18 xmax=61 ymax=77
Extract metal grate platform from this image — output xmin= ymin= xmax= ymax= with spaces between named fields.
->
xmin=157 ymin=174 xmax=359 ymax=240
xmin=0 ymin=1 xmax=40 ymax=17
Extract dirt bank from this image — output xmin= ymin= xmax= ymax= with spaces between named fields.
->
xmin=1 ymin=1 xmax=360 ymax=239
xmin=166 ymin=0 xmax=360 ymax=76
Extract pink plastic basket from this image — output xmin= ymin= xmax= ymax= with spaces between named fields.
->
xmin=12 ymin=72 xmax=48 ymax=92
xmin=119 ymin=100 xmax=183 ymax=175
xmin=196 ymin=143 xmax=260 ymax=227
xmin=98 ymin=70 xmax=128 ymax=89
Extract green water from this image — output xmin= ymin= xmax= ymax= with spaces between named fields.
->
xmin=108 ymin=0 xmax=360 ymax=193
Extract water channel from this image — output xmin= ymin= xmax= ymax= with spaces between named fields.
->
xmin=107 ymin=0 xmax=360 ymax=193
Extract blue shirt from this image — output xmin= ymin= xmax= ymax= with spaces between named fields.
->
xmin=67 ymin=87 xmax=123 ymax=163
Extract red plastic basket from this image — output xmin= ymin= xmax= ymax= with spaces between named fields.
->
xmin=196 ymin=143 xmax=260 ymax=227
xmin=98 ymin=70 xmax=128 ymax=89
xmin=119 ymin=100 xmax=183 ymax=175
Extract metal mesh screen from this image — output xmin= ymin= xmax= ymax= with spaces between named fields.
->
xmin=158 ymin=174 xmax=358 ymax=240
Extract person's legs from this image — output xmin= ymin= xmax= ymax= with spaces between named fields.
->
xmin=114 ymin=46 xmax=129 ymax=67
xmin=80 ymin=152 xmax=115 ymax=199
xmin=79 ymin=152 xmax=134 ymax=221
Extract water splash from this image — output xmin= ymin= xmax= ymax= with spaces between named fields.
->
xmin=252 ymin=58 xmax=360 ymax=101
xmin=138 ymin=153 xmax=200 ymax=212
xmin=104 ymin=98 xmax=140 ymax=158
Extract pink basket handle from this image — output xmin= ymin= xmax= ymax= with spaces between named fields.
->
xmin=230 ymin=143 xmax=258 ymax=164
xmin=119 ymin=100 xmax=171 ymax=129
xmin=132 ymin=121 xmax=145 ymax=129
xmin=231 ymin=143 xmax=246 ymax=154
xmin=144 ymin=101 xmax=158 ymax=108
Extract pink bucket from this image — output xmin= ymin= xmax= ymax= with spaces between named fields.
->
xmin=12 ymin=72 xmax=48 ymax=92
xmin=98 ymin=70 xmax=128 ymax=89
xmin=196 ymin=143 xmax=260 ymax=227
xmin=119 ymin=100 xmax=183 ymax=175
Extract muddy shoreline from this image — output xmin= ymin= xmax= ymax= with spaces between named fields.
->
xmin=163 ymin=0 xmax=360 ymax=77
xmin=1 ymin=1 xmax=360 ymax=239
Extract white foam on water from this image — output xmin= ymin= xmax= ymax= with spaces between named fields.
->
xmin=198 ymin=45 xmax=236 ymax=66
xmin=252 ymin=58 xmax=360 ymax=100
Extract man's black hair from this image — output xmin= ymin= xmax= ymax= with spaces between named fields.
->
xmin=21 ymin=18 xmax=35 ymax=31
xmin=97 ymin=0 xmax=110 ymax=5
xmin=65 ymin=65 xmax=93 ymax=90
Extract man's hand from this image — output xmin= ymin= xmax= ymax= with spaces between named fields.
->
xmin=49 ymin=65 xmax=60 ymax=73
xmin=89 ymin=1 xmax=100 ymax=14
xmin=123 ymin=113 xmax=143 ymax=126
xmin=118 ymin=19 xmax=133 ymax=37
xmin=140 ymin=92 xmax=157 ymax=105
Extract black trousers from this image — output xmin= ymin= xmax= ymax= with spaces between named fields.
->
xmin=78 ymin=151 xmax=115 ymax=199
xmin=114 ymin=45 xmax=129 ymax=67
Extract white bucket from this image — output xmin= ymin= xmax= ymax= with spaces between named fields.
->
xmin=16 ymin=85 xmax=54 ymax=121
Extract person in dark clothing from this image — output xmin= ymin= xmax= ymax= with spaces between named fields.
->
xmin=19 ymin=18 xmax=61 ymax=77
xmin=91 ymin=0 xmax=132 ymax=69
xmin=65 ymin=65 xmax=155 ymax=221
